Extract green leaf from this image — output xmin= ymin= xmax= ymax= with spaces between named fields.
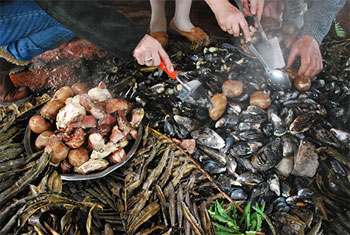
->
xmin=216 ymin=200 xmax=233 ymax=222
xmin=256 ymin=214 xmax=262 ymax=232
xmin=259 ymin=202 xmax=265 ymax=212
xmin=215 ymin=231 xmax=244 ymax=235
xmin=255 ymin=202 xmax=259 ymax=211
xmin=334 ymin=20 xmax=346 ymax=38
xmin=250 ymin=212 xmax=257 ymax=230
xmin=229 ymin=203 xmax=238 ymax=225
xmin=212 ymin=222 xmax=240 ymax=233
xmin=246 ymin=213 xmax=251 ymax=230
xmin=253 ymin=205 xmax=276 ymax=235
xmin=215 ymin=201 xmax=219 ymax=215
xmin=209 ymin=211 xmax=237 ymax=228
xmin=240 ymin=201 xmax=251 ymax=226
xmin=210 ymin=213 xmax=227 ymax=223
xmin=250 ymin=218 xmax=257 ymax=231
xmin=245 ymin=231 xmax=257 ymax=235
xmin=250 ymin=212 xmax=257 ymax=220
xmin=215 ymin=201 xmax=238 ymax=228
xmin=209 ymin=204 xmax=215 ymax=213
xmin=209 ymin=201 xmax=272 ymax=235
xmin=209 ymin=210 xmax=225 ymax=222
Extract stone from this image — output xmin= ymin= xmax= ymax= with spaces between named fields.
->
xmin=292 ymin=140 xmax=319 ymax=177
xmin=275 ymin=156 xmax=294 ymax=177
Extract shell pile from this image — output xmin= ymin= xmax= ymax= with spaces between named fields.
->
xmin=0 ymin=24 xmax=349 ymax=234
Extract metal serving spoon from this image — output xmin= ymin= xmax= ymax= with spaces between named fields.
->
xmin=247 ymin=42 xmax=291 ymax=89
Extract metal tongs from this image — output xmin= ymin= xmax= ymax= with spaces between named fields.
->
xmin=234 ymin=0 xmax=268 ymax=43
xmin=247 ymin=42 xmax=291 ymax=89
xmin=234 ymin=0 xmax=285 ymax=69
xmin=234 ymin=0 xmax=290 ymax=89
xmin=159 ymin=60 xmax=212 ymax=109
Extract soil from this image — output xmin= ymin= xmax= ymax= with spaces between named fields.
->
xmin=101 ymin=0 xmax=225 ymax=36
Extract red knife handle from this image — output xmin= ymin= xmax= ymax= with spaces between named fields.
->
xmin=159 ymin=61 xmax=178 ymax=79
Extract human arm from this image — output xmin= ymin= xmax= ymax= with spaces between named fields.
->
xmin=263 ymin=0 xmax=283 ymax=20
xmin=301 ymin=0 xmax=346 ymax=45
xmin=33 ymin=0 xmax=173 ymax=70
xmin=287 ymin=0 xmax=346 ymax=77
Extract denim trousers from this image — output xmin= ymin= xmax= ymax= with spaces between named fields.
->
xmin=0 ymin=0 xmax=75 ymax=62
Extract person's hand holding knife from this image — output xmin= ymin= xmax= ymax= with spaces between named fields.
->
xmin=205 ymin=0 xmax=264 ymax=41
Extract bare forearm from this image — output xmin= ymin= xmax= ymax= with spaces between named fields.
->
xmin=204 ymin=0 xmax=231 ymax=14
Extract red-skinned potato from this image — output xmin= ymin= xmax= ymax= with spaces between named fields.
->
xmin=50 ymin=142 xmax=69 ymax=164
xmin=68 ymin=147 xmax=89 ymax=167
xmin=209 ymin=94 xmax=227 ymax=121
xmin=71 ymin=82 xmax=88 ymax=95
xmin=294 ymin=75 xmax=311 ymax=91
xmin=35 ymin=131 xmax=54 ymax=149
xmin=29 ymin=115 xmax=52 ymax=134
xmin=53 ymin=86 xmax=74 ymax=102
xmin=40 ymin=99 xmax=64 ymax=121
xmin=222 ymin=80 xmax=243 ymax=98
xmin=250 ymin=91 xmax=271 ymax=109
xmin=47 ymin=134 xmax=63 ymax=146
xmin=61 ymin=159 xmax=73 ymax=173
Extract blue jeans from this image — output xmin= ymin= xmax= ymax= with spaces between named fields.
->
xmin=0 ymin=0 xmax=75 ymax=62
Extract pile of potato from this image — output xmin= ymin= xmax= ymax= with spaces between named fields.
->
xmin=28 ymin=82 xmax=143 ymax=174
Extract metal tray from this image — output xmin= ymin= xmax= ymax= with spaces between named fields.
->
xmin=24 ymin=123 xmax=143 ymax=181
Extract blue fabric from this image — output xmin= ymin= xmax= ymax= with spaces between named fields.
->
xmin=0 ymin=0 xmax=75 ymax=61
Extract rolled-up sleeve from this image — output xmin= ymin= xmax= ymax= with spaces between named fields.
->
xmin=301 ymin=0 xmax=346 ymax=44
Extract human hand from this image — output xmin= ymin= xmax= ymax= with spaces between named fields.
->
xmin=133 ymin=34 xmax=174 ymax=72
xmin=263 ymin=0 xmax=284 ymax=21
xmin=209 ymin=0 xmax=251 ymax=41
xmin=242 ymin=0 xmax=264 ymax=21
xmin=287 ymin=36 xmax=323 ymax=77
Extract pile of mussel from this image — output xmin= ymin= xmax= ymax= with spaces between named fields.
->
xmin=103 ymin=31 xmax=350 ymax=233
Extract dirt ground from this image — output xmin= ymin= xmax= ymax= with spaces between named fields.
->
xmin=102 ymin=0 xmax=225 ymax=36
